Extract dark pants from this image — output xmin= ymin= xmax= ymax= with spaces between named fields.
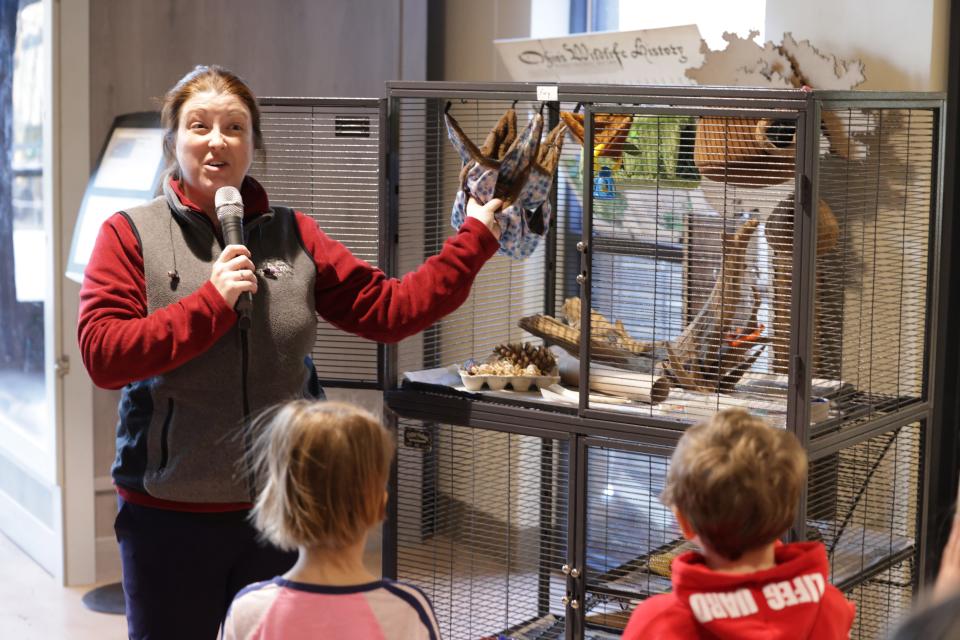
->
xmin=114 ymin=498 xmax=297 ymax=640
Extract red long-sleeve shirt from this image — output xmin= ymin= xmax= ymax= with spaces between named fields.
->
xmin=78 ymin=179 xmax=499 ymax=390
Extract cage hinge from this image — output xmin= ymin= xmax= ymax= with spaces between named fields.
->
xmin=55 ymin=355 xmax=70 ymax=378
xmin=793 ymin=355 xmax=805 ymax=388
xmin=799 ymin=175 xmax=813 ymax=216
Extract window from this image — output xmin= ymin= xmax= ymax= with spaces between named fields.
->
xmin=0 ymin=0 xmax=52 ymax=519
xmin=569 ymin=0 xmax=618 ymax=34
xmin=3 ymin=0 xmax=45 ymax=431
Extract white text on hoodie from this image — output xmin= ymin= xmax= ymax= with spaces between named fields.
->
xmin=689 ymin=573 xmax=826 ymax=624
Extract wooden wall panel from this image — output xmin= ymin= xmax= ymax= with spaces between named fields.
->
xmin=89 ymin=0 xmax=424 ymax=165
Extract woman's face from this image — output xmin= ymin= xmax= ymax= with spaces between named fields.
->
xmin=174 ymin=90 xmax=254 ymax=213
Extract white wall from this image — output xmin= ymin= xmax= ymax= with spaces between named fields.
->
xmin=438 ymin=0 xmax=532 ymax=81
xmin=530 ymin=0 xmax=571 ymax=39
xmin=619 ymin=0 xmax=766 ymax=50
xmin=439 ymin=0 xmax=950 ymax=89
xmin=765 ymin=0 xmax=949 ymax=90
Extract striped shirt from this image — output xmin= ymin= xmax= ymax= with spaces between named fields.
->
xmin=222 ymin=577 xmax=441 ymax=640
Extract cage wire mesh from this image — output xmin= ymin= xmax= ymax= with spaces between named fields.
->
xmin=845 ymin=558 xmax=915 ymax=640
xmin=385 ymin=86 xmax=940 ymax=639
xmin=394 ymin=97 xmax=559 ymax=383
xmin=554 ymin=102 xmax=587 ymax=309
xmin=572 ymin=422 xmax=923 ymax=637
xmin=582 ymin=443 xmax=678 ymax=634
xmin=815 ymin=107 xmax=936 ymax=429
xmin=576 ymin=102 xmax=938 ymax=431
xmin=395 ymin=419 xmax=570 ymax=639
xmin=807 ymin=420 xmax=923 ymax=637
xmin=252 ymin=100 xmax=382 ymax=384
xmin=583 ymin=107 xmax=799 ymax=424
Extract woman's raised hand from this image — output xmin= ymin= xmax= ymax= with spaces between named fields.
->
xmin=210 ymin=245 xmax=258 ymax=308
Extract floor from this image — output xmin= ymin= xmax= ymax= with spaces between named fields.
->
xmin=0 ymin=530 xmax=383 ymax=640
xmin=0 ymin=534 xmax=127 ymax=640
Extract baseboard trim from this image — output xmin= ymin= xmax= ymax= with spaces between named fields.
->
xmin=94 ymin=475 xmax=113 ymax=494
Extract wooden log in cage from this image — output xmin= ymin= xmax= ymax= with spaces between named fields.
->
xmin=663 ymin=218 xmax=767 ymax=392
xmin=518 ymin=311 xmax=654 ymax=371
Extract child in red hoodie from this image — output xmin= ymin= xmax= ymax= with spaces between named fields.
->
xmin=622 ymin=408 xmax=855 ymax=640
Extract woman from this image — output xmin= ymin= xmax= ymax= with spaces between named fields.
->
xmin=78 ymin=65 xmax=501 ymax=639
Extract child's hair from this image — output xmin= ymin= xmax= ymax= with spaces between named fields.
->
xmin=248 ymin=400 xmax=395 ymax=552
xmin=662 ymin=408 xmax=808 ymax=560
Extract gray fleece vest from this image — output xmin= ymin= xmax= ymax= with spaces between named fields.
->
xmin=117 ymin=191 xmax=317 ymax=503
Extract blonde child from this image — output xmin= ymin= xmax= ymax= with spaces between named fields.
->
xmin=222 ymin=401 xmax=441 ymax=639
xmin=622 ymin=408 xmax=855 ymax=639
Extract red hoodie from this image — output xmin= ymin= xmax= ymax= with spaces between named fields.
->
xmin=622 ymin=542 xmax=855 ymax=640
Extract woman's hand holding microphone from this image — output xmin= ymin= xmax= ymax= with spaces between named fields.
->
xmin=210 ymin=245 xmax=258 ymax=308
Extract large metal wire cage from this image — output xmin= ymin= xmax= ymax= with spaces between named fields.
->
xmin=248 ymin=85 xmax=944 ymax=640
xmin=382 ymin=83 xmax=943 ymax=640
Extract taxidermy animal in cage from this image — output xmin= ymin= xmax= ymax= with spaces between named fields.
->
xmin=560 ymin=110 xmax=634 ymax=168
xmin=693 ymin=113 xmax=856 ymax=188
xmin=662 ymin=218 xmax=769 ymax=393
xmin=445 ymin=103 xmax=567 ymax=259
xmin=765 ymin=195 xmax=839 ymax=373
xmin=688 ymin=30 xmax=864 ymax=187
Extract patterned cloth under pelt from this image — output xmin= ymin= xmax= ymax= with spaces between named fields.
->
xmin=446 ymin=105 xmax=566 ymax=260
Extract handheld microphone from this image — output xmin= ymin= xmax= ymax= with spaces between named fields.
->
xmin=215 ymin=186 xmax=253 ymax=330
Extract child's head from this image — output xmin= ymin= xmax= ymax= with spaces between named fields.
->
xmin=662 ymin=408 xmax=808 ymax=560
xmin=249 ymin=400 xmax=395 ymax=552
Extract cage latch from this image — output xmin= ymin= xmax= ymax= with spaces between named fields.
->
xmin=793 ymin=355 xmax=806 ymax=388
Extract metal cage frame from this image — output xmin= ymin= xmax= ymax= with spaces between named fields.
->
xmin=256 ymin=82 xmax=945 ymax=639
xmin=381 ymin=82 xmax=944 ymax=640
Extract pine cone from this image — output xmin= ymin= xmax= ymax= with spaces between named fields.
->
xmin=493 ymin=342 xmax=556 ymax=374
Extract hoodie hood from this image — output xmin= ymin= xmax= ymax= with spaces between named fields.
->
xmin=669 ymin=542 xmax=852 ymax=640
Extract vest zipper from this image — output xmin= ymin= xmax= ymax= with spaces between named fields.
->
xmin=241 ymin=328 xmax=251 ymax=418
xmin=241 ymin=327 xmax=255 ymax=500
xmin=157 ymin=398 xmax=174 ymax=473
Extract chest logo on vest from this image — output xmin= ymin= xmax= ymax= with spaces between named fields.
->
xmin=257 ymin=259 xmax=293 ymax=280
